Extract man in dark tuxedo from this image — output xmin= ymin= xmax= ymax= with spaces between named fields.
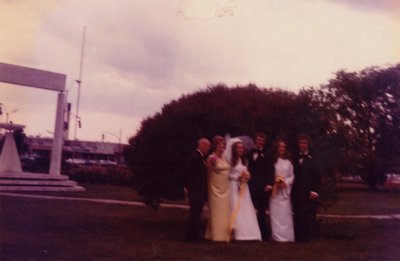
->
xmin=184 ymin=138 xmax=211 ymax=243
xmin=291 ymin=134 xmax=320 ymax=242
xmin=247 ymin=132 xmax=274 ymax=241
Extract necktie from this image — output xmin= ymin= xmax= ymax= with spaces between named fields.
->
xmin=299 ymin=153 xmax=307 ymax=164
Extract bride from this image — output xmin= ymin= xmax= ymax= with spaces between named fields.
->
xmin=224 ymin=137 xmax=261 ymax=241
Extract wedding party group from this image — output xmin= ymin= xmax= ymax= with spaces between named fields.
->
xmin=184 ymin=132 xmax=320 ymax=243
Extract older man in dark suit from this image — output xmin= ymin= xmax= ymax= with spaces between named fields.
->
xmin=184 ymin=138 xmax=211 ymax=243
xmin=291 ymin=134 xmax=320 ymax=242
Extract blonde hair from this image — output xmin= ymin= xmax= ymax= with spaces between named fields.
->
xmin=211 ymin=135 xmax=225 ymax=152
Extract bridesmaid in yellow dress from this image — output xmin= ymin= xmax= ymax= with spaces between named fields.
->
xmin=204 ymin=135 xmax=231 ymax=242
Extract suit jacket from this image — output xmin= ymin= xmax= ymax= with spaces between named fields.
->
xmin=291 ymin=153 xmax=320 ymax=204
xmin=247 ymin=147 xmax=273 ymax=195
xmin=185 ymin=150 xmax=208 ymax=202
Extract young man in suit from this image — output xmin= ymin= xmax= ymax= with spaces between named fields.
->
xmin=291 ymin=134 xmax=320 ymax=242
xmin=247 ymin=132 xmax=274 ymax=241
xmin=184 ymin=138 xmax=211 ymax=243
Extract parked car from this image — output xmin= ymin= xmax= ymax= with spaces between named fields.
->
xmin=339 ymin=175 xmax=364 ymax=183
xmin=384 ymin=173 xmax=400 ymax=191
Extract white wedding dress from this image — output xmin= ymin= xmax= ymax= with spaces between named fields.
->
xmin=229 ymin=159 xmax=262 ymax=241
xmin=269 ymin=158 xmax=295 ymax=242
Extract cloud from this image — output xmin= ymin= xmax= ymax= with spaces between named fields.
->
xmin=1 ymin=0 xmax=399 ymax=141
xmin=325 ymin=0 xmax=400 ymax=16
xmin=0 ymin=0 xmax=58 ymax=63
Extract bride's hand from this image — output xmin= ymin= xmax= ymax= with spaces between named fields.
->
xmin=243 ymin=170 xmax=251 ymax=180
xmin=277 ymin=181 xmax=287 ymax=189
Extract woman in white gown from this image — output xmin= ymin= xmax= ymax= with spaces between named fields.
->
xmin=269 ymin=139 xmax=295 ymax=242
xmin=224 ymin=137 xmax=261 ymax=241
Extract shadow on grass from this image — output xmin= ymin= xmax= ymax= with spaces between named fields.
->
xmin=321 ymin=219 xmax=364 ymax=240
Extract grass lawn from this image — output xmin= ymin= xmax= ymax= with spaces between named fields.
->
xmin=326 ymin=183 xmax=400 ymax=215
xmin=1 ymin=183 xmax=399 ymax=260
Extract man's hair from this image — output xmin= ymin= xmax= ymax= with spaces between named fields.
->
xmin=297 ymin=134 xmax=311 ymax=143
xmin=255 ymin=132 xmax=266 ymax=140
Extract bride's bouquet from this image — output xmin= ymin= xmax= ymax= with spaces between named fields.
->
xmin=272 ymin=176 xmax=286 ymax=196
xmin=275 ymin=175 xmax=286 ymax=185
xmin=239 ymin=170 xmax=251 ymax=183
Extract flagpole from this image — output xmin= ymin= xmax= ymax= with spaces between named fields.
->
xmin=74 ymin=25 xmax=86 ymax=140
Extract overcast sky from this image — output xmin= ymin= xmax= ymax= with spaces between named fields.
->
xmin=1 ymin=0 xmax=399 ymax=143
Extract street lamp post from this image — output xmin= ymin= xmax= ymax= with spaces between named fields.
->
xmin=0 ymin=103 xmax=18 ymax=123
xmin=7 ymin=109 xmax=18 ymax=123
xmin=101 ymin=130 xmax=123 ymax=162
xmin=101 ymin=129 xmax=122 ymax=145
xmin=101 ymin=129 xmax=122 ymax=162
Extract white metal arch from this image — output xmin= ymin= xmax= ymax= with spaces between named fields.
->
xmin=0 ymin=62 xmax=66 ymax=175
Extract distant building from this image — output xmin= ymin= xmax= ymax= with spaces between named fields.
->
xmin=25 ymin=136 xmax=125 ymax=166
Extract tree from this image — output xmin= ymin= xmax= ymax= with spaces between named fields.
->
xmin=124 ymin=84 xmax=338 ymax=207
xmin=13 ymin=129 xmax=28 ymax=155
xmin=320 ymin=64 xmax=400 ymax=189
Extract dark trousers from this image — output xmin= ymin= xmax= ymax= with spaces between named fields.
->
xmin=185 ymin=195 xmax=205 ymax=242
xmin=251 ymin=191 xmax=269 ymax=241
xmin=293 ymin=201 xmax=318 ymax=242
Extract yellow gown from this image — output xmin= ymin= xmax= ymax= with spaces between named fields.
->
xmin=205 ymin=155 xmax=231 ymax=241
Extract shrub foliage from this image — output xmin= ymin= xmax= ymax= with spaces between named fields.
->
xmin=124 ymin=64 xmax=400 ymax=207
